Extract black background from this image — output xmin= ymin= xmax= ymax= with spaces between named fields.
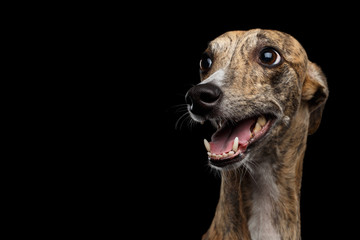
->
xmin=24 ymin=5 xmax=360 ymax=239
xmin=125 ymin=8 xmax=359 ymax=240
xmin=93 ymin=6 xmax=359 ymax=240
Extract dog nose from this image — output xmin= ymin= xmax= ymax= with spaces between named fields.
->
xmin=185 ymin=84 xmax=222 ymax=116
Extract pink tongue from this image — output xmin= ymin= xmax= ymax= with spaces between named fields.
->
xmin=209 ymin=118 xmax=256 ymax=155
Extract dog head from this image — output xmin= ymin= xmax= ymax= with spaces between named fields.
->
xmin=185 ymin=29 xmax=328 ymax=169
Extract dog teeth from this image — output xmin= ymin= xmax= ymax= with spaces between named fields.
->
xmin=204 ymin=139 xmax=211 ymax=152
xmin=257 ymin=116 xmax=266 ymax=127
xmin=207 ymin=149 xmax=235 ymax=159
xmin=232 ymin=137 xmax=239 ymax=152
xmin=252 ymin=116 xmax=267 ymax=135
xmin=253 ymin=122 xmax=262 ymax=134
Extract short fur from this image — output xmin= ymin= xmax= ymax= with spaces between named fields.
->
xmin=190 ymin=29 xmax=328 ymax=239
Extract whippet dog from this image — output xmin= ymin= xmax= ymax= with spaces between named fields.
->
xmin=185 ymin=29 xmax=328 ymax=240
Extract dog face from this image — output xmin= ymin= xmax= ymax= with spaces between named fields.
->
xmin=185 ymin=29 xmax=328 ymax=169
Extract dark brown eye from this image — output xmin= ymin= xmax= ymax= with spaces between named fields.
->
xmin=200 ymin=53 xmax=212 ymax=72
xmin=259 ymin=48 xmax=281 ymax=66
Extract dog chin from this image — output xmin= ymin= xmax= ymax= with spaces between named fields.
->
xmin=209 ymin=153 xmax=251 ymax=171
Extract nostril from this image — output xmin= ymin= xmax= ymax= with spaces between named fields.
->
xmin=185 ymin=84 xmax=223 ymax=117
xmin=199 ymin=87 xmax=221 ymax=104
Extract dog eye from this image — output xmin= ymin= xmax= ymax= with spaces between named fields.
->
xmin=259 ymin=48 xmax=281 ymax=66
xmin=200 ymin=53 xmax=212 ymax=72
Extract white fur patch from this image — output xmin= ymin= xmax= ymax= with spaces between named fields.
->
xmin=199 ymin=69 xmax=225 ymax=87
xmin=247 ymin=162 xmax=281 ymax=240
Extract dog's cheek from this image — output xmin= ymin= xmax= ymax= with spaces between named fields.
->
xmin=270 ymin=67 xmax=302 ymax=117
xmin=268 ymin=68 xmax=287 ymax=86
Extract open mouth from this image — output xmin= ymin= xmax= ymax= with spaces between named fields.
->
xmin=204 ymin=115 xmax=275 ymax=168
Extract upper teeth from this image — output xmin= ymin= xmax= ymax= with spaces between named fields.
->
xmin=253 ymin=122 xmax=262 ymax=134
xmin=232 ymin=137 xmax=239 ymax=152
xmin=252 ymin=116 xmax=267 ymax=135
xmin=204 ymin=139 xmax=211 ymax=152
xmin=257 ymin=116 xmax=266 ymax=127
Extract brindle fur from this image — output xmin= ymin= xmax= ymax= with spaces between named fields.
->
xmin=196 ymin=29 xmax=328 ymax=240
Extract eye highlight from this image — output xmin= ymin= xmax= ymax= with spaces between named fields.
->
xmin=259 ymin=48 xmax=281 ymax=67
xmin=200 ymin=53 xmax=212 ymax=72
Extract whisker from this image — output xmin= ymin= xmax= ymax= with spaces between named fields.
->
xmin=175 ymin=112 xmax=190 ymax=130
xmin=244 ymin=160 xmax=259 ymax=187
xmin=181 ymin=115 xmax=194 ymax=131
xmin=245 ymin=164 xmax=257 ymax=187
xmin=238 ymin=164 xmax=247 ymax=184
xmin=168 ymin=104 xmax=188 ymax=114
xmin=169 ymin=103 xmax=188 ymax=109
xmin=212 ymin=165 xmax=222 ymax=179
xmin=174 ymin=107 xmax=189 ymax=114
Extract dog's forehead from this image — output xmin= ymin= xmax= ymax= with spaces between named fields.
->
xmin=208 ymin=29 xmax=306 ymax=59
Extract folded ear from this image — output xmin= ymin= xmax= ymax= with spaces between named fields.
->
xmin=301 ymin=61 xmax=329 ymax=135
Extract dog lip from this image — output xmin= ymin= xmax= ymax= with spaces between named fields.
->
xmin=209 ymin=154 xmax=244 ymax=167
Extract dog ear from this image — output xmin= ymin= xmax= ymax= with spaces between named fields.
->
xmin=301 ymin=61 xmax=329 ymax=135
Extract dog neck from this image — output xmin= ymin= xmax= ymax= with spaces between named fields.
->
xmin=203 ymin=107 xmax=309 ymax=240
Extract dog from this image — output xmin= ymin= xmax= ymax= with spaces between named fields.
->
xmin=185 ymin=29 xmax=328 ymax=240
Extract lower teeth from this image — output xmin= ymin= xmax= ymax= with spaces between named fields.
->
xmin=207 ymin=150 xmax=236 ymax=159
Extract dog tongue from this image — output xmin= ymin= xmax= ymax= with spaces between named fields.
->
xmin=210 ymin=118 xmax=256 ymax=155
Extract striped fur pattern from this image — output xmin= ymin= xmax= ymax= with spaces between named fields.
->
xmin=197 ymin=29 xmax=328 ymax=240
